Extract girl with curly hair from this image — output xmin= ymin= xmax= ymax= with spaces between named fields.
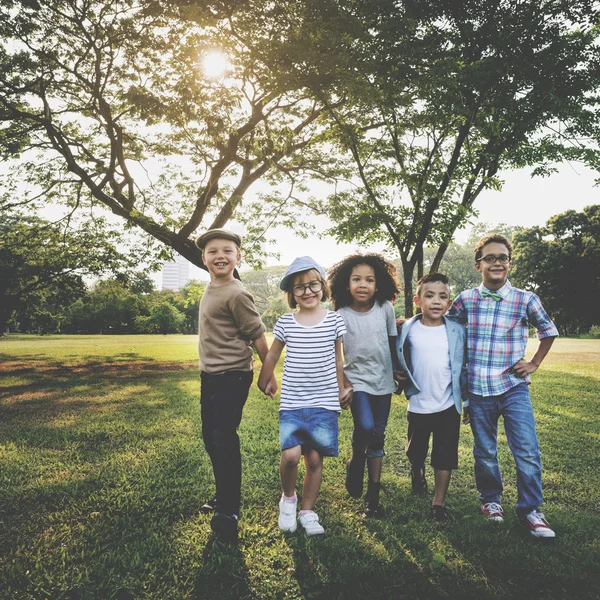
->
xmin=328 ymin=254 xmax=400 ymax=516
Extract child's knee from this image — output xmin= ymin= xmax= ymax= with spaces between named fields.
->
xmin=281 ymin=447 xmax=301 ymax=468
xmin=304 ymin=450 xmax=323 ymax=471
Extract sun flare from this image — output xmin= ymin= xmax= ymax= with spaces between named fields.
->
xmin=202 ymin=51 xmax=230 ymax=78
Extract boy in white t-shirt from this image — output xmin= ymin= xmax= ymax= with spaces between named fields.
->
xmin=395 ymin=273 xmax=468 ymax=522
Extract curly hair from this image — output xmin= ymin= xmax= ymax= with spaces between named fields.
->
xmin=328 ymin=253 xmax=400 ymax=310
xmin=474 ymin=233 xmax=513 ymax=261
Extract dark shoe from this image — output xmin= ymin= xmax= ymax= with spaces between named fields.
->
xmin=411 ymin=465 xmax=427 ymax=495
xmin=200 ymin=496 xmax=218 ymax=514
xmin=210 ymin=513 xmax=238 ymax=542
xmin=364 ymin=481 xmax=381 ymax=518
xmin=346 ymin=457 xmax=365 ymax=498
xmin=431 ymin=505 xmax=450 ymax=523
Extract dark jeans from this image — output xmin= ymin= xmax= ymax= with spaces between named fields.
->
xmin=200 ymin=369 xmax=253 ymax=516
xmin=350 ymin=391 xmax=392 ymax=458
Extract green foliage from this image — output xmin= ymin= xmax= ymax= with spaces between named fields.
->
xmin=511 ymin=205 xmax=600 ymax=335
xmin=0 ymin=0 xmax=337 ymax=268
xmin=1 ymin=335 xmax=599 ymax=598
xmin=303 ymin=0 xmax=600 ymax=315
xmin=0 ymin=213 xmax=131 ymax=334
xmin=587 ymin=325 xmax=600 ymax=339
xmin=260 ymin=295 xmax=289 ymax=331
xmin=134 ymin=302 xmax=186 ymax=334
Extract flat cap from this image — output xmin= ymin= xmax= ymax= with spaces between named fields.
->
xmin=195 ymin=228 xmax=242 ymax=249
xmin=280 ymin=256 xmax=327 ymax=291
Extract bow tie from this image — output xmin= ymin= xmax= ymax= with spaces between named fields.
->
xmin=481 ymin=290 xmax=502 ymax=302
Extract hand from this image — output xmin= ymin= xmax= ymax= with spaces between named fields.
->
xmin=393 ymin=370 xmax=408 ymax=393
xmin=510 ymin=359 xmax=538 ymax=378
xmin=339 ymin=386 xmax=353 ymax=410
xmin=395 ymin=317 xmax=406 ymax=334
xmin=264 ymin=375 xmax=278 ymax=399
xmin=462 ymin=405 xmax=470 ymax=425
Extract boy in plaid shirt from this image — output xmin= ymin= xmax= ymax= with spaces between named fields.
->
xmin=446 ymin=234 xmax=559 ymax=539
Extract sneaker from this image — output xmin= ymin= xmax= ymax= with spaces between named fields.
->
xmin=210 ymin=512 xmax=238 ymax=542
xmin=200 ymin=496 xmax=218 ymax=514
xmin=299 ymin=511 xmax=325 ymax=536
xmin=278 ymin=495 xmax=298 ymax=532
xmin=520 ymin=510 xmax=556 ymax=539
xmin=410 ymin=465 xmax=427 ymax=495
xmin=431 ymin=505 xmax=450 ymax=523
xmin=481 ymin=502 xmax=504 ymax=522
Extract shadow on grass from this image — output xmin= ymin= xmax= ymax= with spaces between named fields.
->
xmin=1 ymin=360 xmax=599 ymax=599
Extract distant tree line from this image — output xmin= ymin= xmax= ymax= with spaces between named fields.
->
xmin=3 ymin=208 xmax=598 ymax=336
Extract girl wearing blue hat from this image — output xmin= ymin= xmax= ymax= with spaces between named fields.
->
xmin=258 ymin=256 xmax=353 ymax=536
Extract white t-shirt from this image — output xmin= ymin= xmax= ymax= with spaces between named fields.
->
xmin=273 ymin=310 xmax=346 ymax=413
xmin=338 ymin=301 xmax=397 ymax=395
xmin=406 ymin=320 xmax=454 ymax=414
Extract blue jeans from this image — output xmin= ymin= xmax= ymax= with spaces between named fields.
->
xmin=350 ymin=391 xmax=392 ymax=458
xmin=469 ymin=382 xmax=543 ymax=517
xmin=200 ymin=370 xmax=253 ymax=516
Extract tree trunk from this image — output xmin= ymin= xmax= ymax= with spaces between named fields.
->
xmin=402 ymin=260 xmax=415 ymax=318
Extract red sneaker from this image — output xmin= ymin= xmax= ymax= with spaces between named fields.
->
xmin=481 ymin=502 xmax=504 ymax=522
xmin=520 ymin=511 xmax=556 ymax=539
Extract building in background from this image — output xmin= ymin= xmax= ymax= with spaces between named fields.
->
xmin=161 ymin=254 xmax=190 ymax=290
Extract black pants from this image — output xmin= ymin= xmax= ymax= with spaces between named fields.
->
xmin=200 ymin=370 xmax=253 ymax=516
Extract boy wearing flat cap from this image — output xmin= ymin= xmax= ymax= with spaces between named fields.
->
xmin=196 ymin=228 xmax=276 ymax=541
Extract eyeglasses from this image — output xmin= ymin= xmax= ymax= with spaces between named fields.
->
xmin=477 ymin=254 xmax=511 ymax=265
xmin=292 ymin=280 xmax=323 ymax=296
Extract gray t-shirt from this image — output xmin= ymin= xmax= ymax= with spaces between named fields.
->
xmin=338 ymin=301 xmax=397 ymax=395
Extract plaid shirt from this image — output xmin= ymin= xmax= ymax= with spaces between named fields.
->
xmin=446 ymin=280 xmax=559 ymax=396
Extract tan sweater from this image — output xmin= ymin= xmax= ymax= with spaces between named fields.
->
xmin=198 ymin=279 xmax=266 ymax=373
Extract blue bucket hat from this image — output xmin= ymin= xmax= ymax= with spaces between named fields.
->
xmin=280 ymin=256 xmax=327 ymax=291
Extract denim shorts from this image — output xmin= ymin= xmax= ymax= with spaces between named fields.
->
xmin=279 ymin=407 xmax=339 ymax=456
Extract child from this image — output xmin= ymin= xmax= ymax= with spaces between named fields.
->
xmin=196 ymin=228 xmax=277 ymax=542
xmin=446 ymin=233 xmax=558 ymax=538
xmin=258 ymin=256 xmax=352 ymax=536
xmin=328 ymin=254 xmax=400 ymax=516
xmin=396 ymin=273 xmax=468 ymax=522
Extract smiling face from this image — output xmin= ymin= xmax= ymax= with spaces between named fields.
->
xmin=475 ymin=241 xmax=511 ymax=290
xmin=291 ymin=270 xmax=324 ymax=311
xmin=414 ymin=281 xmax=451 ymax=326
xmin=201 ymin=238 xmax=240 ymax=283
xmin=349 ymin=264 xmax=377 ymax=308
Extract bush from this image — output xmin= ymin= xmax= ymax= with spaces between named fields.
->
xmin=588 ymin=325 xmax=600 ymax=339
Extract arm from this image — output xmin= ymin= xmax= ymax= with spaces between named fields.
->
xmin=253 ymin=333 xmax=278 ymax=398
xmin=511 ymin=336 xmax=556 ymax=378
xmin=252 ymin=333 xmax=270 ymax=363
xmin=257 ymin=338 xmax=285 ymax=399
xmin=335 ymin=338 xmax=353 ymax=409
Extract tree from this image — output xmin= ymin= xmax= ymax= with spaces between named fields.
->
xmin=511 ymin=205 xmax=600 ymax=335
xmin=134 ymin=301 xmax=186 ymax=334
xmin=0 ymin=213 xmax=131 ymax=334
xmin=304 ymin=0 xmax=600 ymax=315
xmin=66 ymin=278 xmax=145 ymax=333
xmin=239 ymin=265 xmax=287 ymax=314
xmin=0 ymin=0 xmax=339 ymax=269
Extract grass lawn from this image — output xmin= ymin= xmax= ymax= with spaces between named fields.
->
xmin=1 ymin=335 xmax=599 ymax=599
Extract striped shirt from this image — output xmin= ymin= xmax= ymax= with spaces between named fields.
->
xmin=273 ymin=310 xmax=346 ymax=412
xmin=446 ymin=280 xmax=559 ymax=396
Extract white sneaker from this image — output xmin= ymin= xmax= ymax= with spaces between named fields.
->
xmin=299 ymin=511 xmax=325 ymax=536
xmin=278 ymin=495 xmax=297 ymax=532
xmin=521 ymin=510 xmax=556 ymax=539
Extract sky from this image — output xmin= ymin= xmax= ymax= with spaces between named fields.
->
xmin=185 ymin=161 xmax=598 ymax=283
